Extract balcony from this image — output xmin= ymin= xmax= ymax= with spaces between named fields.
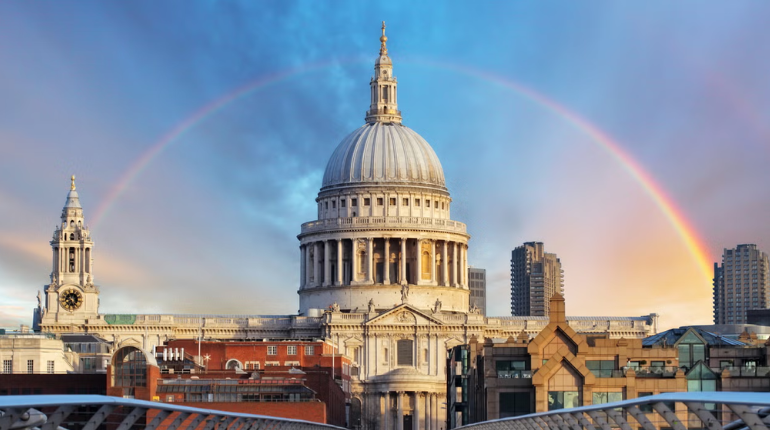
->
xmin=300 ymin=216 xmax=467 ymax=234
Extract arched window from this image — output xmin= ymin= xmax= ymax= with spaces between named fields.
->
xmin=70 ymin=220 xmax=74 ymax=228
xmin=85 ymin=248 xmax=91 ymax=273
xmin=112 ymin=346 xmax=147 ymax=387
xmin=421 ymin=251 xmax=431 ymax=279
xmin=69 ymin=233 xmax=75 ymax=240
xmin=225 ymin=359 xmax=243 ymax=370
xmin=78 ymin=221 xmax=82 ymax=228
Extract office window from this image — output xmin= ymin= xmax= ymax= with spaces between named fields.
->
xmin=499 ymin=392 xmax=531 ymax=418
xmin=586 ymin=360 xmax=615 ymax=378
xmin=304 ymin=345 xmax=315 ymax=355
xmin=47 ymin=361 xmax=55 ymax=374
xmin=27 ymin=360 xmax=34 ymax=374
xmin=548 ymin=391 xmax=579 ymax=410
xmin=267 ymin=346 xmax=277 ymax=355
xmin=287 ymin=345 xmax=297 ymax=355
xmin=3 ymin=360 xmax=12 ymax=374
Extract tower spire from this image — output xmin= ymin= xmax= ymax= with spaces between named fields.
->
xmin=366 ymin=21 xmax=402 ymax=124
xmin=379 ymin=21 xmax=388 ymax=56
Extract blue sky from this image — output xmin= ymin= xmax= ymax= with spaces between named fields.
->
xmin=1 ymin=1 xmax=769 ymax=330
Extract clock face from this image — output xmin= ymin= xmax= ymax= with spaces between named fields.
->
xmin=59 ymin=289 xmax=83 ymax=311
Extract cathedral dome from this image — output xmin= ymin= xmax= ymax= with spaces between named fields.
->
xmin=321 ymin=122 xmax=446 ymax=190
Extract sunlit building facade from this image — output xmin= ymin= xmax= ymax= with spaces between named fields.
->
xmin=713 ymin=244 xmax=770 ymax=324
xmin=510 ymin=242 xmax=564 ymax=316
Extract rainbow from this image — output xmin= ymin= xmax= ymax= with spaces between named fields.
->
xmin=91 ymin=56 xmax=369 ymax=227
xmin=410 ymin=59 xmax=715 ymax=283
xmin=90 ymin=58 xmax=714 ymax=285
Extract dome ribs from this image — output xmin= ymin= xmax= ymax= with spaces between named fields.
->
xmin=320 ymin=122 xmax=447 ymax=191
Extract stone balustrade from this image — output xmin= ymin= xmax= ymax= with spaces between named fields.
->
xmin=111 ymin=314 xmax=324 ymax=329
xmin=301 ymin=216 xmax=467 ymax=234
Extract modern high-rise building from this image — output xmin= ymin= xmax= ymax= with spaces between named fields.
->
xmin=468 ymin=267 xmax=486 ymax=316
xmin=510 ymin=242 xmax=563 ymax=316
xmin=713 ymin=244 xmax=770 ymax=324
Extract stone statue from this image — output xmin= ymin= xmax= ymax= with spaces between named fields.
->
xmin=86 ymin=274 xmax=92 ymax=286
xmin=368 ymin=299 xmax=376 ymax=313
xmin=401 ymin=284 xmax=409 ymax=304
xmin=470 ymin=304 xmax=480 ymax=314
xmin=331 ymin=302 xmax=340 ymax=312
xmin=433 ymin=298 xmax=442 ymax=314
xmin=36 ymin=290 xmax=42 ymax=308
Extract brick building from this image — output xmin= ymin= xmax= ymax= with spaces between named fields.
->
xmin=105 ymin=340 xmax=350 ymax=426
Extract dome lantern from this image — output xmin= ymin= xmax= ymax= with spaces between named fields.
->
xmin=366 ymin=21 xmax=402 ymax=125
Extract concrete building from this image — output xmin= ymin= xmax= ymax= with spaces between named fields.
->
xmin=510 ymin=242 xmax=564 ymax=316
xmin=712 ymin=244 xmax=770 ymax=324
xmin=30 ymin=24 xmax=661 ymax=430
xmin=468 ymin=268 xmax=486 ymax=316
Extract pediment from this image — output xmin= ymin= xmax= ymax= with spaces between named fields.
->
xmin=365 ymin=304 xmax=444 ymax=326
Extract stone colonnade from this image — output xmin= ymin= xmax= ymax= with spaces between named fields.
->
xmin=374 ymin=391 xmax=443 ymax=430
xmin=55 ymin=245 xmax=91 ymax=277
xmin=299 ymin=237 xmax=467 ymax=289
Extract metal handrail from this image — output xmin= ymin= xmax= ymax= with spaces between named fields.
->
xmin=457 ymin=392 xmax=770 ymax=430
xmin=0 ymin=395 xmax=345 ymax=430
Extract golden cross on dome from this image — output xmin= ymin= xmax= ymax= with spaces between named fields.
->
xmin=70 ymin=175 xmax=76 ymax=191
xmin=379 ymin=21 xmax=388 ymax=55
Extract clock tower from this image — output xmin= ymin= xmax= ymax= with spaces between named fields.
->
xmin=39 ymin=176 xmax=100 ymax=327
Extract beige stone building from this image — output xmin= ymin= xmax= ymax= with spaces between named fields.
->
xmin=33 ymin=24 xmax=661 ymax=430
xmin=510 ymin=242 xmax=564 ymax=316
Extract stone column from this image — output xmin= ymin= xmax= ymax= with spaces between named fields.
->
xmin=305 ymin=243 xmax=312 ymax=287
xmin=384 ymin=392 xmax=391 ymax=430
xmin=352 ymin=239 xmax=358 ymax=283
xmin=462 ymin=245 xmax=468 ymax=288
xmin=323 ymin=240 xmax=331 ymax=286
xmin=442 ymin=241 xmax=449 ymax=286
xmin=415 ymin=392 xmax=421 ymax=430
xmin=397 ymin=391 xmax=404 ymax=430
xmin=430 ymin=241 xmax=436 ymax=284
xmin=416 ymin=240 xmax=423 ymax=285
xmin=300 ymin=245 xmax=306 ymax=289
xmin=367 ymin=237 xmax=374 ymax=284
xmin=400 ymin=238 xmax=407 ymax=284
xmin=314 ymin=242 xmax=321 ymax=287
xmin=431 ymin=394 xmax=437 ymax=430
xmin=336 ymin=239 xmax=343 ymax=286
xmin=452 ymin=242 xmax=458 ymax=287
xmin=384 ymin=238 xmax=391 ymax=284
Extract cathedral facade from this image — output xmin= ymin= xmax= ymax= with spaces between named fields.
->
xmin=36 ymin=24 xmax=659 ymax=430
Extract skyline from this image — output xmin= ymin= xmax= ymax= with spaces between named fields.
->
xmin=2 ymin=2 xmax=770 ymax=329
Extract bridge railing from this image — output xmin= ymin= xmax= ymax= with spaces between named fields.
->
xmin=0 ymin=395 xmax=345 ymax=430
xmin=457 ymin=392 xmax=770 ymax=430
